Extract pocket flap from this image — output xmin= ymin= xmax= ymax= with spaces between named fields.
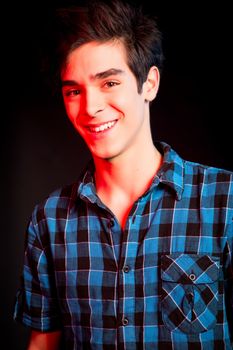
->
xmin=161 ymin=254 xmax=219 ymax=284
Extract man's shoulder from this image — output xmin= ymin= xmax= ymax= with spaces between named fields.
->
xmin=183 ymin=160 xmax=233 ymax=209
xmin=184 ymin=159 xmax=233 ymax=183
xmin=31 ymin=181 xmax=80 ymax=224
xmin=29 ymin=160 xmax=95 ymax=224
xmin=48 ymin=181 xmax=79 ymax=201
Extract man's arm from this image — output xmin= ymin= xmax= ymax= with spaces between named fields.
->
xmin=27 ymin=330 xmax=62 ymax=350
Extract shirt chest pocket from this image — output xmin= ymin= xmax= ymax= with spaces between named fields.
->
xmin=161 ymin=254 xmax=220 ymax=334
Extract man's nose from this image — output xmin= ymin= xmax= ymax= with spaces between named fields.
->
xmin=84 ymin=88 xmax=105 ymax=117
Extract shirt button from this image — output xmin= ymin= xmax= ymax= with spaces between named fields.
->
xmin=122 ymin=317 xmax=129 ymax=326
xmin=123 ymin=265 xmax=130 ymax=273
xmin=189 ymin=273 xmax=196 ymax=281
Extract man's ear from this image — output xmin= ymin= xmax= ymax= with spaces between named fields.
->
xmin=144 ymin=66 xmax=160 ymax=102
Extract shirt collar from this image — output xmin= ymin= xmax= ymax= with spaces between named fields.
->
xmin=77 ymin=160 xmax=99 ymax=204
xmin=77 ymin=141 xmax=184 ymax=203
xmin=154 ymin=141 xmax=184 ymax=200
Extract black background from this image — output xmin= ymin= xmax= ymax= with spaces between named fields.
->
xmin=2 ymin=1 xmax=232 ymax=348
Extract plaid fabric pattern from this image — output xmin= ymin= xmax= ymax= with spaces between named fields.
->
xmin=161 ymin=254 xmax=220 ymax=333
xmin=14 ymin=142 xmax=233 ymax=349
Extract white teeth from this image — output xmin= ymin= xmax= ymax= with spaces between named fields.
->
xmin=89 ymin=120 xmax=116 ymax=133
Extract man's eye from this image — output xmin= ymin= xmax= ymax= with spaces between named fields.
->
xmin=65 ymin=89 xmax=81 ymax=97
xmin=104 ymin=81 xmax=119 ymax=88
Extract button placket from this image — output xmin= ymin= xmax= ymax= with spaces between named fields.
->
xmin=123 ymin=265 xmax=130 ymax=273
xmin=122 ymin=317 xmax=129 ymax=326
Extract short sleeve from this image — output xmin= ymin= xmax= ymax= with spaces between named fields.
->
xmin=223 ymin=219 xmax=233 ymax=343
xmin=13 ymin=213 xmax=62 ymax=331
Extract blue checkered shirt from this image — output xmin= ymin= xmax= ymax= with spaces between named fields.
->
xmin=14 ymin=142 xmax=233 ymax=349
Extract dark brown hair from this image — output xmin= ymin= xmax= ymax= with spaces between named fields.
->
xmin=42 ymin=0 xmax=164 ymax=93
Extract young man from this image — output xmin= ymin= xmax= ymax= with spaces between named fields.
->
xmin=14 ymin=1 xmax=233 ymax=349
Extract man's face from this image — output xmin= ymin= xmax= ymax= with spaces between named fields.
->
xmin=61 ymin=40 xmax=152 ymax=161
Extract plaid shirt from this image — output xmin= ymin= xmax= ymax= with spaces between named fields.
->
xmin=14 ymin=142 xmax=233 ymax=349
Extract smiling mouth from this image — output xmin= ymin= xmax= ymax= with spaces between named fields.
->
xmin=88 ymin=120 xmax=117 ymax=133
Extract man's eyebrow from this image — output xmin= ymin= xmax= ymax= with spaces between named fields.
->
xmin=61 ymin=80 xmax=78 ymax=87
xmin=61 ymin=69 xmax=125 ymax=87
xmin=92 ymin=68 xmax=125 ymax=80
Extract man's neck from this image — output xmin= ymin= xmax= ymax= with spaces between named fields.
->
xmin=93 ymin=141 xmax=162 ymax=227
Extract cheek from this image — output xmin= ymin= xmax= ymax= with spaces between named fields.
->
xmin=109 ymin=92 xmax=131 ymax=114
xmin=67 ymin=114 xmax=84 ymax=138
xmin=113 ymin=86 xmax=141 ymax=109
xmin=64 ymin=101 xmax=80 ymax=123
